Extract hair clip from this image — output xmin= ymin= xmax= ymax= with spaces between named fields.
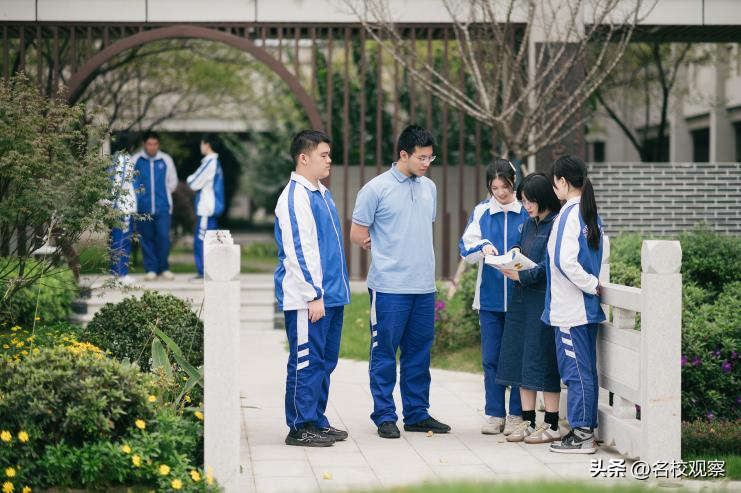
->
xmin=508 ymin=161 xmax=516 ymax=174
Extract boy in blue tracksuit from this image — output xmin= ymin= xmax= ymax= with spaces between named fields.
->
xmin=459 ymin=160 xmax=529 ymax=436
xmin=274 ymin=130 xmax=350 ymax=447
xmin=542 ymin=155 xmax=605 ymax=454
xmin=132 ymin=131 xmax=178 ymax=281
xmin=350 ymin=125 xmax=450 ymax=439
xmin=108 ymin=152 xmax=137 ymax=286
xmin=187 ymin=134 xmax=225 ymax=278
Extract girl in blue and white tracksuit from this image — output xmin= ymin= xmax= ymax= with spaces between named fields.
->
xmin=109 ymin=152 xmax=137 ymax=280
xmin=459 ymin=160 xmax=528 ymax=435
xmin=542 ymin=155 xmax=606 ymax=454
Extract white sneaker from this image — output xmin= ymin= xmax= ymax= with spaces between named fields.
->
xmin=503 ymin=415 xmax=524 ymax=436
xmin=506 ymin=421 xmax=534 ymax=442
xmin=144 ymin=271 xmax=157 ymax=281
xmin=118 ymin=275 xmax=137 ymax=287
xmin=161 ymin=270 xmax=175 ymax=280
xmin=524 ymin=423 xmax=561 ymax=444
xmin=481 ymin=416 xmax=505 ymax=435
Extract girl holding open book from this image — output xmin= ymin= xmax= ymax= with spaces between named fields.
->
xmin=495 ymin=173 xmax=563 ymax=444
xmin=542 ymin=155 xmax=606 ymax=455
xmin=459 ymin=160 xmax=529 ymax=436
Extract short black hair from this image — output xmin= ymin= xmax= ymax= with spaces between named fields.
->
xmin=516 ymin=172 xmax=561 ymax=214
xmin=201 ymin=133 xmax=218 ymax=151
xmin=397 ymin=125 xmax=435 ymax=158
xmin=290 ymin=130 xmax=331 ymax=164
xmin=142 ymin=131 xmax=160 ymax=142
xmin=486 ymin=159 xmax=516 ymax=191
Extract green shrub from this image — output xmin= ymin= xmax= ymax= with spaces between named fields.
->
xmin=0 ymin=321 xmax=84 ymax=361
xmin=81 ymin=291 xmax=203 ymax=372
xmin=0 ymin=346 xmax=155 ymax=453
xmin=0 ymin=258 xmax=77 ymax=326
xmin=679 ymin=226 xmax=741 ymax=294
xmin=608 ymin=234 xmax=643 ymax=270
xmin=682 ymin=419 xmax=741 ymax=456
xmin=434 ymin=266 xmax=480 ymax=352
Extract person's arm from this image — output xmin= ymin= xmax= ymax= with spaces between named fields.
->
xmin=459 ymin=206 xmax=496 ymax=264
xmin=350 ymin=223 xmax=371 ymax=250
xmin=186 ymin=158 xmax=215 ymax=191
xmin=515 ymin=257 xmax=546 ymax=286
xmin=555 ymin=210 xmax=599 ymax=295
xmin=350 ymin=184 xmax=378 ymax=250
xmin=275 ymin=185 xmax=325 ymax=320
xmin=164 ymin=153 xmax=178 ymax=194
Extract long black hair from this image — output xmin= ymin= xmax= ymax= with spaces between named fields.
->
xmin=485 ymin=159 xmax=516 ymax=193
xmin=551 ymin=155 xmax=601 ymax=250
xmin=516 ymin=173 xmax=561 ymax=215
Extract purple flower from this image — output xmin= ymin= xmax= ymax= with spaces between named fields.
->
xmin=722 ymin=361 xmax=732 ymax=374
xmin=681 ymin=355 xmax=688 ymax=367
xmin=692 ymin=356 xmax=702 ymax=367
xmin=733 ymin=351 xmax=738 ymax=360
xmin=435 ymin=300 xmax=446 ymax=311
xmin=713 ymin=349 xmax=722 ymax=358
xmin=736 ymin=396 xmax=741 ymax=406
xmin=706 ymin=411 xmax=715 ymax=421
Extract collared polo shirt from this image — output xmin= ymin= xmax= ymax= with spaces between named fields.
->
xmin=352 ymin=163 xmax=437 ymax=294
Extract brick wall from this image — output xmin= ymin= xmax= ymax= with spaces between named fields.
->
xmin=589 ymin=162 xmax=741 ymax=236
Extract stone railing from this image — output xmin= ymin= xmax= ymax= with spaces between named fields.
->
xmin=595 ymin=239 xmax=682 ymax=465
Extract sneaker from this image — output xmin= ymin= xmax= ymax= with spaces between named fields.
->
xmin=549 ymin=428 xmax=596 ymax=454
xmin=481 ymin=416 xmax=505 ymax=435
xmin=143 ymin=271 xmax=157 ymax=282
xmin=161 ymin=270 xmax=175 ymax=280
xmin=285 ymin=427 xmax=335 ymax=447
xmin=319 ymin=425 xmax=348 ymax=442
xmin=404 ymin=417 xmax=451 ymax=434
xmin=506 ymin=421 xmax=534 ymax=442
xmin=189 ymin=275 xmax=203 ymax=283
xmin=503 ymin=415 xmax=524 ymax=436
xmin=377 ymin=421 xmax=401 ymax=439
xmin=118 ymin=275 xmax=137 ymax=287
xmin=524 ymin=423 xmax=561 ymax=444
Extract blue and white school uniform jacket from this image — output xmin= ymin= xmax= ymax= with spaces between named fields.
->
xmin=132 ymin=150 xmax=178 ymax=215
xmin=186 ymin=153 xmax=225 ymax=218
xmin=459 ymin=198 xmax=529 ymax=312
xmin=274 ymin=172 xmax=351 ymax=311
xmin=541 ymin=196 xmax=606 ymax=327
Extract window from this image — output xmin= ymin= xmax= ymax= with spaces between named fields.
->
xmin=643 ymin=136 xmax=670 ymax=162
xmin=735 ymin=122 xmax=741 ymax=162
xmin=592 ymin=141 xmax=605 ymax=163
xmin=692 ymin=128 xmax=710 ymax=163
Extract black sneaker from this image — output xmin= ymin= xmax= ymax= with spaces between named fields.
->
xmin=316 ymin=425 xmax=348 ymax=441
xmin=549 ymin=427 xmax=596 ymax=454
xmin=377 ymin=421 xmax=401 ymax=439
xmin=403 ymin=417 xmax=451 ymax=434
xmin=285 ymin=427 xmax=335 ymax=447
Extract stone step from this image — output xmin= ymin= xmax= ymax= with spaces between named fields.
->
xmin=75 ymin=291 xmax=274 ymax=309
xmin=70 ymin=310 xmax=275 ymax=327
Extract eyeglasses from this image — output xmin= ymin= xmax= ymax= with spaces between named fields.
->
xmin=521 ymin=198 xmax=536 ymax=207
xmin=412 ymin=154 xmax=437 ymax=164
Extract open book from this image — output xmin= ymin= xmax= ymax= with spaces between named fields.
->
xmin=485 ymin=248 xmax=538 ymax=271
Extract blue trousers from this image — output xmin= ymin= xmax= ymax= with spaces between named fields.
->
xmin=284 ymin=306 xmax=344 ymax=431
xmin=554 ymin=324 xmax=599 ymax=429
xmin=109 ymin=216 xmax=133 ymax=277
xmin=369 ymin=290 xmax=435 ymax=426
xmin=137 ymin=213 xmax=171 ymax=274
xmin=194 ymin=215 xmax=218 ymax=277
xmin=480 ymin=310 xmax=522 ymax=418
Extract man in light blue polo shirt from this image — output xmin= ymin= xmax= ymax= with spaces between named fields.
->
xmin=350 ymin=125 xmax=451 ymax=439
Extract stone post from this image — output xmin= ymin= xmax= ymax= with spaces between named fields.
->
xmin=640 ymin=240 xmax=682 ymax=467
xmin=204 ymin=230 xmax=241 ymax=492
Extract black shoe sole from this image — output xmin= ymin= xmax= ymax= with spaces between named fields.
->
xmin=378 ymin=431 xmax=401 ymax=439
xmin=285 ymin=437 xmax=334 ymax=447
xmin=403 ymin=425 xmax=451 ymax=433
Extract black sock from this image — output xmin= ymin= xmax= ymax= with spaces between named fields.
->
xmin=544 ymin=412 xmax=559 ymax=431
xmin=522 ymin=410 xmax=536 ymax=428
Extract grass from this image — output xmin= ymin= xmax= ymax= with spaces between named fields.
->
xmin=683 ymin=454 xmax=741 ymax=480
xmin=341 ymin=292 xmax=483 ymax=373
xmin=364 ymin=482 xmax=673 ymax=493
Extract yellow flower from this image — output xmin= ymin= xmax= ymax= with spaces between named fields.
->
xmin=135 ymin=419 xmax=146 ymax=430
xmin=17 ymin=432 xmax=28 ymax=443
xmin=2 ymin=345 xmax=8 ymax=350
xmin=184 ymin=395 xmax=192 ymax=403
xmin=22 ymin=487 xmax=30 ymax=493
xmin=131 ymin=455 xmax=141 ymax=467
xmin=0 ymin=431 xmax=11 ymax=443
xmin=2 ymin=482 xmax=13 ymax=493
xmin=34 ymin=317 xmax=40 ymax=321
xmin=170 ymin=479 xmax=182 ymax=490
xmin=194 ymin=411 xmax=204 ymax=421
xmin=121 ymin=444 xmax=131 ymax=454
xmin=189 ymin=470 xmax=201 ymax=482
xmin=14 ymin=342 xmax=23 ymax=348
xmin=10 ymin=326 xmax=19 ymax=332
xmin=159 ymin=464 xmax=171 ymax=476
xmin=4 ymin=469 xmax=14 ymax=479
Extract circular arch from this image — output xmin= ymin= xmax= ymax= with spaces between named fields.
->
xmin=66 ymin=25 xmax=323 ymax=130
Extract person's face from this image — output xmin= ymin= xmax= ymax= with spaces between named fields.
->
xmin=144 ymin=138 xmax=159 ymax=157
xmin=299 ymin=142 xmax=332 ymax=181
xmin=552 ymin=175 xmax=569 ymax=200
xmin=200 ymin=141 xmax=210 ymax=156
xmin=522 ymin=194 xmax=540 ymax=218
xmin=400 ymin=146 xmax=435 ymax=177
xmin=490 ymin=177 xmax=514 ymax=205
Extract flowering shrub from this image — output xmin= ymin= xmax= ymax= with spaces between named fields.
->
xmin=433 ymin=269 xmax=480 ymax=352
xmin=0 ymin=322 xmax=87 ymax=361
xmin=682 ymin=419 xmax=741 ymax=456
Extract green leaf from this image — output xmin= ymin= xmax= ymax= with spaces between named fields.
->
xmin=151 ymin=338 xmax=173 ymax=379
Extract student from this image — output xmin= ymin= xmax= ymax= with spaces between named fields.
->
xmin=495 ymin=173 xmax=562 ymax=444
xmin=542 ymin=155 xmax=605 ymax=454
xmin=109 ymin=152 xmax=137 ymax=286
xmin=186 ymin=134 xmax=225 ymax=279
xmin=350 ymin=125 xmax=450 ymax=439
xmin=132 ymin=131 xmax=178 ymax=281
xmin=274 ymin=130 xmax=350 ymax=447
xmin=459 ymin=160 xmax=529 ymax=436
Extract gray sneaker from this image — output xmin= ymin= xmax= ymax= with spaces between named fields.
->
xmin=506 ymin=421 xmax=534 ymax=442
xmin=549 ymin=428 xmax=596 ymax=454
xmin=503 ymin=415 xmax=524 ymax=436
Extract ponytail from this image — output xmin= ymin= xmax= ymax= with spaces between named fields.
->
xmin=551 ymin=155 xmax=601 ymax=250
